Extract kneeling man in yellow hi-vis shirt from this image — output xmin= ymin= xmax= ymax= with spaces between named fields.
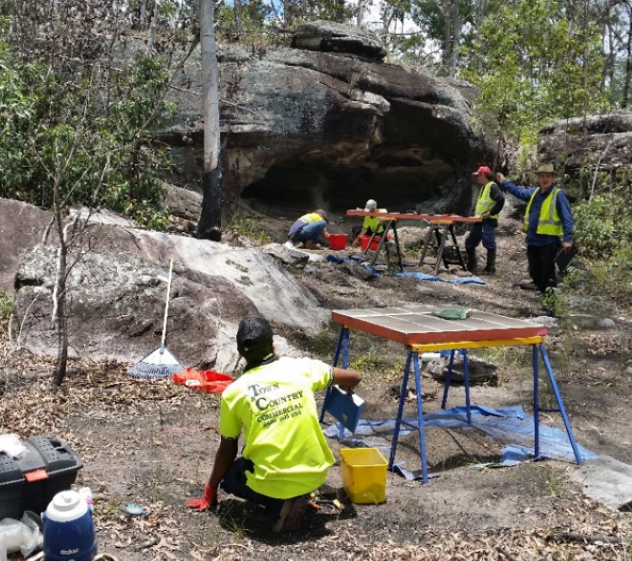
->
xmin=185 ymin=315 xmax=362 ymax=532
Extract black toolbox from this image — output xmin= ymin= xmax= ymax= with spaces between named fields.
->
xmin=0 ymin=435 xmax=83 ymax=520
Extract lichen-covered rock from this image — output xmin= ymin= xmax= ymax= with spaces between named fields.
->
xmin=539 ymin=112 xmax=632 ymax=172
xmin=291 ymin=20 xmax=387 ymax=61
xmin=0 ymin=197 xmax=49 ymax=292
xmin=5 ymin=199 xmax=327 ymax=370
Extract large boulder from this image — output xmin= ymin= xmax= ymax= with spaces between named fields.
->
xmin=159 ymin=39 xmax=492 ymax=218
xmin=6 ymin=199 xmax=327 ymax=370
xmin=538 ymin=112 xmax=632 ymax=173
xmin=0 ymin=198 xmax=49 ymax=292
xmin=291 ymin=20 xmax=387 ymax=61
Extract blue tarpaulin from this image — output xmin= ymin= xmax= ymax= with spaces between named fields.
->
xmin=324 ymin=405 xmax=596 ymax=480
xmin=325 ymin=255 xmax=485 ymax=285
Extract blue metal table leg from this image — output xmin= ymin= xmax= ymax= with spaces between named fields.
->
xmin=412 ymin=351 xmax=429 ymax=483
xmin=462 ymin=349 xmax=472 ymax=424
xmin=441 ymin=350 xmax=457 ymax=409
xmin=388 ymin=351 xmax=412 ymax=471
xmin=532 ymin=344 xmax=540 ymax=459
xmin=538 ymin=344 xmax=583 ymax=465
xmin=320 ymin=327 xmax=349 ymax=423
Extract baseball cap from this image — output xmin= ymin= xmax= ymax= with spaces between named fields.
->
xmin=474 ymin=166 xmax=492 ymax=176
xmin=236 ymin=316 xmax=274 ymax=358
xmin=364 ymin=199 xmax=377 ymax=211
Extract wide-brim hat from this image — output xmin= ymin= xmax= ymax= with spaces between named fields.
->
xmin=535 ymin=163 xmax=556 ymax=175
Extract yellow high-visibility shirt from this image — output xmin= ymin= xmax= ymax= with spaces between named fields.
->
xmin=219 ymin=357 xmax=334 ymax=499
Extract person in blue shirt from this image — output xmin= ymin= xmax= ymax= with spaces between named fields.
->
xmin=496 ymin=164 xmax=574 ymax=294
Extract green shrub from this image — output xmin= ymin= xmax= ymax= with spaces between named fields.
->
xmin=574 ymin=192 xmax=632 ymax=258
xmin=0 ymin=22 xmax=174 ymax=229
xmin=226 ymin=212 xmax=274 ymax=244
xmin=0 ymin=291 xmax=13 ymax=320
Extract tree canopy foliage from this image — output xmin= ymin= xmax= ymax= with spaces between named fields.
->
xmin=459 ymin=0 xmax=610 ymax=161
xmin=0 ymin=2 xmax=176 ymax=228
xmin=2 ymin=0 xmax=632 ymax=216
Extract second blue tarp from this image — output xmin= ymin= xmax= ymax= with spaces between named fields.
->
xmin=326 ymin=255 xmax=485 ymax=285
xmin=324 ymin=404 xmax=596 ymax=480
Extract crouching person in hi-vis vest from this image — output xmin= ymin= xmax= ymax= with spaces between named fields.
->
xmin=465 ymin=166 xmax=505 ymax=274
xmin=185 ymin=315 xmax=362 ymax=533
xmin=496 ymin=163 xmax=574 ymax=295
xmin=286 ymin=209 xmax=330 ymax=249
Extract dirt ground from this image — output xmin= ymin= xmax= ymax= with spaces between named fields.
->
xmin=2 ymin=212 xmax=632 ymax=560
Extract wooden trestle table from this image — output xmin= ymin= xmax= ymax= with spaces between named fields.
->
xmin=346 ymin=210 xmax=481 ymax=274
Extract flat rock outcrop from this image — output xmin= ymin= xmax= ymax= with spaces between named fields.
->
xmin=3 ymin=198 xmax=326 ymax=370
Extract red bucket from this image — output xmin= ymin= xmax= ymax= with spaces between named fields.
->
xmin=361 ymin=235 xmax=380 ymax=251
xmin=329 ymin=233 xmax=348 ymax=250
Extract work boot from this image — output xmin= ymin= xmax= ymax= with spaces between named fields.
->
xmin=465 ymin=247 xmax=477 ymax=273
xmin=519 ymin=279 xmax=538 ymax=291
xmin=272 ymin=495 xmax=308 ymax=533
xmin=482 ymin=249 xmax=496 ymax=274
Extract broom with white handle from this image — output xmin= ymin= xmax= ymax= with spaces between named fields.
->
xmin=127 ymin=259 xmax=185 ymax=379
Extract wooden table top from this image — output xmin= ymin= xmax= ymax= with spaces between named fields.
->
xmin=332 ymin=305 xmax=547 ymax=346
xmin=346 ymin=210 xmax=481 ymax=223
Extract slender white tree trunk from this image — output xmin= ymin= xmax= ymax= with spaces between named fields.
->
xmin=196 ymin=0 xmax=222 ymax=240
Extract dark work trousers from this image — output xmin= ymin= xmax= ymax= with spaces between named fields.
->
xmin=465 ymin=222 xmax=497 ymax=250
xmin=220 ymin=457 xmax=285 ymax=519
xmin=527 ymin=244 xmax=559 ymax=293
xmin=351 ymin=225 xmax=380 ymax=240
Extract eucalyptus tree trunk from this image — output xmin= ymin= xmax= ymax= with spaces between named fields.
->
xmin=147 ymin=0 xmax=160 ymax=53
xmin=476 ymin=0 xmax=486 ymax=27
xmin=196 ymin=0 xmax=222 ymax=241
xmin=52 ymin=200 xmax=69 ymax=386
xmin=623 ymin=3 xmax=632 ymax=108
xmin=442 ymin=2 xmax=452 ymax=70
xmin=141 ymin=0 xmax=148 ymax=25
xmin=334 ymin=0 xmax=345 ymax=22
xmin=233 ymin=0 xmax=243 ymax=36
xmin=284 ymin=0 xmax=291 ymax=27
xmin=449 ymin=0 xmax=460 ymax=73
xmin=356 ymin=0 xmax=367 ymax=26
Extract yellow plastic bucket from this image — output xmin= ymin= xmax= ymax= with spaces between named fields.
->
xmin=340 ymin=447 xmax=387 ymax=504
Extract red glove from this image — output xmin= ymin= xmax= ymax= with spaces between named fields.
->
xmin=185 ymin=483 xmax=218 ymax=511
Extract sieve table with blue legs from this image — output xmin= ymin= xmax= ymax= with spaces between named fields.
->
xmin=320 ymin=306 xmax=583 ymax=484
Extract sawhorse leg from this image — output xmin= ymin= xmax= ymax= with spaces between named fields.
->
xmin=418 ymin=224 xmax=434 ymax=268
xmin=388 ymin=349 xmax=429 ymax=483
xmin=368 ymin=220 xmax=403 ymax=271
xmin=533 ymin=344 xmax=583 ymax=464
xmin=390 ymin=221 xmax=404 ymax=271
xmin=319 ymin=326 xmax=350 ymax=423
xmin=433 ymin=224 xmax=449 ymax=275
xmin=447 ymin=223 xmax=468 ymax=271
xmin=440 ymin=349 xmax=472 ymax=424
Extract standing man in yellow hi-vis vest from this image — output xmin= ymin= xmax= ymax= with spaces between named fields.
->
xmin=185 ymin=316 xmax=362 ymax=533
xmin=496 ymin=163 xmax=574 ymax=294
xmin=465 ymin=166 xmax=505 ymax=274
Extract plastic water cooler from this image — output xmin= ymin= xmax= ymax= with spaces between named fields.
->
xmin=42 ymin=490 xmax=97 ymax=561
